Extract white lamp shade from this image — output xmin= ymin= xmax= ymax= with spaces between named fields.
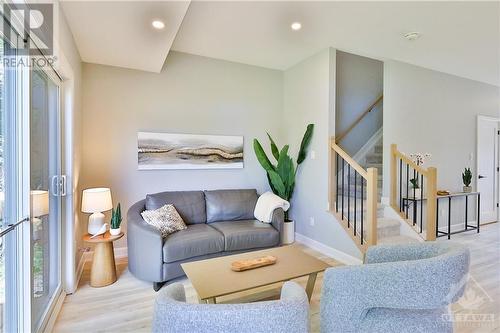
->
xmin=81 ymin=188 xmax=113 ymax=213
xmin=31 ymin=190 xmax=49 ymax=217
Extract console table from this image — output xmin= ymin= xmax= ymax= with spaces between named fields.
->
xmin=402 ymin=192 xmax=480 ymax=239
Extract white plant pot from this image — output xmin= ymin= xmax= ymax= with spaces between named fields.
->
xmin=411 ymin=188 xmax=421 ymax=198
xmin=282 ymin=220 xmax=295 ymax=244
xmin=110 ymin=227 xmax=121 ymax=236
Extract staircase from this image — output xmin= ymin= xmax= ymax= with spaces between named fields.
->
xmin=330 ymin=138 xmax=419 ymax=254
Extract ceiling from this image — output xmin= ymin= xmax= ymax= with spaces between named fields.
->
xmin=60 ymin=1 xmax=190 ymax=73
xmin=61 ymin=1 xmax=500 ymax=86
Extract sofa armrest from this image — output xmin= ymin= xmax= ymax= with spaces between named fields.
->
xmin=270 ymin=207 xmax=285 ymax=244
xmin=127 ymin=199 xmax=165 ymax=282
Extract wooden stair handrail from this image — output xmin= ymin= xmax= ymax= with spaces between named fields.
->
xmin=336 ymin=94 xmax=383 ymax=143
xmin=389 ymin=144 xmax=437 ymax=241
xmin=329 ymin=137 xmax=378 ymax=251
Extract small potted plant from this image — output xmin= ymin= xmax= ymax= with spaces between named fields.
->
xmin=462 ymin=168 xmax=472 ymax=193
xmin=409 ymin=178 xmax=421 ymax=198
xmin=109 ymin=203 xmax=122 ymax=236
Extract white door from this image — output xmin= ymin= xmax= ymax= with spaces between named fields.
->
xmin=477 ymin=116 xmax=499 ymax=224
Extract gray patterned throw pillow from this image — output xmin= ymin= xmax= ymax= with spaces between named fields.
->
xmin=141 ymin=204 xmax=187 ymax=237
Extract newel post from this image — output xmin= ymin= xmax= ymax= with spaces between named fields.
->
xmin=329 ymin=137 xmax=337 ymax=212
xmin=426 ymin=167 xmax=437 ymax=241
xmin=366 ymin=167 xmax=378 ymax=246
xmin=390 ymin=144 xmax=397 ymax=208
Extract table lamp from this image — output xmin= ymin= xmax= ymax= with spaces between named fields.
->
xmin=82 ymin=188 xmax=113 ymax=235
xmin=31 ymin=190 xmax=49 ymax=219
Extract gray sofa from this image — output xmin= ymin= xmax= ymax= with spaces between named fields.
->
xmin=127 ymin=189 xmax=284 ymax=290
xmin=152 ymin=281 xmax=309 ymax=333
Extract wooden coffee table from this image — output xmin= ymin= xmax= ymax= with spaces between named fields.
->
xmin=181 ymin=245 xmax=330 ymax=304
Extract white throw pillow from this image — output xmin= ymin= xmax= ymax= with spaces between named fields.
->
xmin=141 ymin=204 xmax=187 ymax=237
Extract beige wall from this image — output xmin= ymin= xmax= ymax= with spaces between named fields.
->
xmin=81 ymin=52 xmax=284 ymax=248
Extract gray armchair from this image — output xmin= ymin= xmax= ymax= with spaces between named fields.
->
xmin=152 ymin=281 xmax=309 ymax=333
xmin=320 ymin=242 xmax=470 ymax=333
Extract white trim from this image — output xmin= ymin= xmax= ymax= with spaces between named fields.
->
xmin=476 ymin=115 xmax=500 ymax=224
xmin=352 ymin=127 xmax=383 ymax=164
xmin=41 ymin=291 xmax=65 ymax=333
xmin=295 ymin=233 xmax=362 ymax=265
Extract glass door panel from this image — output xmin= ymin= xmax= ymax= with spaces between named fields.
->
xmin=0 ymin=30 xmax=25 ymax=333
xmin=30 ymin=68 xmax=61 ymax=331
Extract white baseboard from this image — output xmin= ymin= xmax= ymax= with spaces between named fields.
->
xmin=42 ymin=291 xmax=66 ymax=333
xmin=295 ymin=232 xmax=363 ymax=265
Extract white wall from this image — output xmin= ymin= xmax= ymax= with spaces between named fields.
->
xmin=336 ymin=51 xmax=383 ymax=155
xmin=383 ymin=60 xmax=500 ymax=226
xmin=284 ymin=48 xmax=361 ymax=259
xmin=55 ymin=4 xmax=83 ymax=293
xmin=81 ymin=52 xmax=284 ymax=248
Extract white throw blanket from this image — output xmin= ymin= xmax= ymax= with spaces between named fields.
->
xmin=254 ymin=191 xmax=290 ymax=223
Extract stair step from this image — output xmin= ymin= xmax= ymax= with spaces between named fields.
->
xmin=376 ymin=218 xmax=400 ymax=238
xmin=378 ymin=235 xmax=419 ymax=245
xmin=365 ymin=153 xmax=383 ymax=164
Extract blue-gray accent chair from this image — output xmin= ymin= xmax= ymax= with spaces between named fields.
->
xmin=152 ymin=281 xmax=309 ymax=333
xmin=320 ymin=242 xmax=470 ymax=333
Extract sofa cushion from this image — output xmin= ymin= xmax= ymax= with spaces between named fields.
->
xmin=146 ymin=191 xmax=206 ymax=224
xmin=210 ymin=220 xmax=279 ymax=251
xmin=162 ymin=224 xmax=224 ymax=263
xmin=205 ymin=189 xmax=258 ymax=223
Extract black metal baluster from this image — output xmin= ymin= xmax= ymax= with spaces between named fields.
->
xmin=354 ymin=172 xmax=357 ymax=236
xmin=347 ymin=165 xmax=351 ymax=228
xmin=448 ymin=197 xmax=452 ymax=239
xmin=420 ymin=174 xmax=424 ymax=233
xmin=399 ymin=159 xmax=403 ymax=212
xmin=406 ymin=164 xmax=409 ymax=219
xmin=361 ymin=179 xmax=364 ymax=244
xmin=342 ymin=158 xmax=345 ymax=219
xmin=336 ymin=153 xmax=339 ymax=213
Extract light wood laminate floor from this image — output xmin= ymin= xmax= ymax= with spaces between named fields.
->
xmin=54 ymin=224 xmax=499 ymax=333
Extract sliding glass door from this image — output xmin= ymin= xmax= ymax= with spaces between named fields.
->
xmin=30 ymin=67 xmax=62 ymax=331
xmin=0 ymin=16 xmax=64 ymax=332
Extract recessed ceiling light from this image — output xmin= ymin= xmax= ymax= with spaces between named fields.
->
xmin=152 ymin=20 xmax=165 ymax=30
xmin=403 ymin=31 xmax=421 ymax=41
xmin=291 ymin=22 xmax=302 ymax=31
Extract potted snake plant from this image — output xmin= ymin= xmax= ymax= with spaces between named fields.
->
xmin=462 ymin=168 xmax=472 ymax=193
xmin=109 ymin=203 xmax=122 ymax=236
xmin=253 ymin=124 xmax=314 ymax=244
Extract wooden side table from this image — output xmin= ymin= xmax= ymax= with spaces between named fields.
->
xmin=83 ymin=231 xmax=124 ymax=287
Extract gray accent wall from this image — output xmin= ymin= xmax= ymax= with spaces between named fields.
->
xmin=81 ymin=52 xmax=284 ymax=248
xmin=335 ymin=51 xmax=383 ymax=155
xmin=284 ymin=48 xmax=362 ymax=259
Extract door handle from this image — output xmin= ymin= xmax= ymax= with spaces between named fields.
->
xmin=60 ymin=175 xmax=67 ymax=196
xmin=478 ymin=175 xmax=487 ymax=179
xmin=51 ymin=175 xmax=59 ymax=196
